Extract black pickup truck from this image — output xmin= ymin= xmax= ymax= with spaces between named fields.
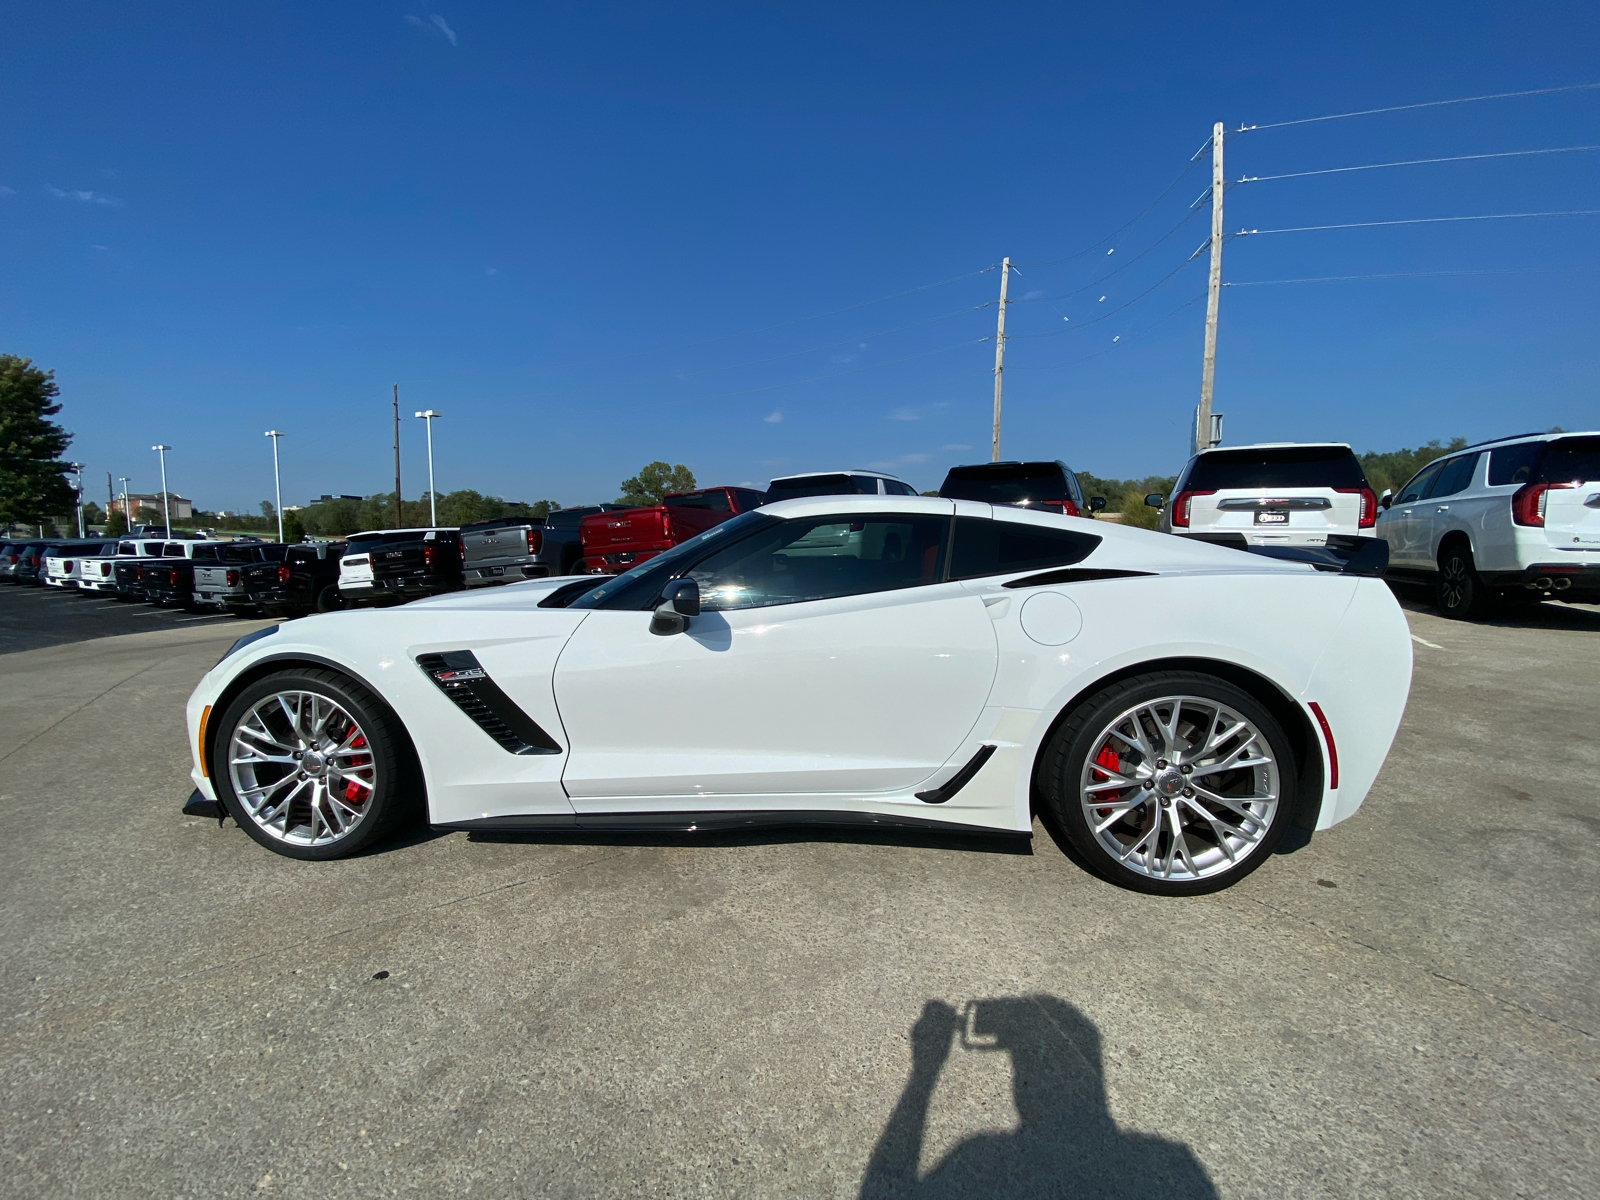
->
xmin=336 ymin=528 xmax=463 ymax=606
xmin=236 ymin=541 xmax=347 ymax=615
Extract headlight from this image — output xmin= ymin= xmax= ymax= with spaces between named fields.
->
xmin=218 ymin=624 xmax=280 ymax=666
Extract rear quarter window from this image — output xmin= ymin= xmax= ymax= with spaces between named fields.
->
xmin=1488 ymin=442 xmax=1544 ymax=486
xmin=950 ymin=517 xmax=1100 ymax=580
xmin=1186 ymin=447 xmax=1367 ymax=491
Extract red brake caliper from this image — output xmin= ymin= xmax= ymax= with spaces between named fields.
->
xmin=1092 ymin=745 xmax=1121 ymax=820
xmin=345 ymin=734 xmax=370 ymax=803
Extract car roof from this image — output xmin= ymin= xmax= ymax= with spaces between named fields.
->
xmin=1196 ymin=442 xmax=1352 ymax=454
xmin=768 ymin=469 xmax=907 ymax=482
xmin=1448 ymin=429 xmax=1600 ymax=452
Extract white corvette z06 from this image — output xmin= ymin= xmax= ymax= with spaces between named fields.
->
xmin=186 ymin=497 xmax=1411 ymax=895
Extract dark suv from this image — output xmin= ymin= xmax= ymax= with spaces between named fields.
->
xmin=938 ymin=461 xmax=1098 ymax=517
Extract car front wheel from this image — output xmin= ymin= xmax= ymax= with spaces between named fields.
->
xmin=1039 ymin=672 xmax=1297 ymax=895
xmin=214 ymin=668 xmax=421 ymax=860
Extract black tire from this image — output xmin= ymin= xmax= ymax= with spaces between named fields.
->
xmin=1038 ymin=671 xmax=1298 ymax=896
xmin=315 ymin=584 xmax=342 ymax=613
xmin=213 ymin=668 xmax=423 ymax=860
xmin=1436 ymin=543 xmax=1488 ymax=620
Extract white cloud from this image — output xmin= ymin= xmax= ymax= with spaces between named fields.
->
xmin=406 ymin=13 xmax=425 ymax=24
xmin=485 ymin=267 xmax=498 ymax=275
xmin=90 ymin=244 xmax=109 ymax=251
xmin=900 ymin=453 xmax=931 ymax=464
xmin=0 ymin=186 xmax=15 ymax=197
xmin=431 ymin=13 xmax=458 ymax=43
xmin=764 ymin=410 xmax=783 ymax=424
xmin=1022 ymin=289 xmax=1044 ymax=300
xmin=829 ymin=353 xmax=859 ymax=365
xmin=47 ymin=186 xmax=122 ymax=206
xmin=886 ymin=407 xmax=921 ymax=421
xmin=942 ymin=444 xmax=972 ymax=451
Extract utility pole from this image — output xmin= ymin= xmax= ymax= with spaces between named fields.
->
xmin=152 ymin=445 xmax=172 ymax=532
xmin=70 ymin=463 xmax=85 ymax=536
xmin=392 ymin=384 xmax=403 ymax=529
xmin=1196 ymin=122 xmax=1225 ymax=452
xmin=118 ymin=477 xmax=132 ymax=529
xmin=415 ymin=410 xmax=442 ymax=526
xmin=265 ymin=431 xmax=286 ymax=542
xmin=991 ymin=257 xmax=1013 ymax=462
xmin=106 ymin=473 xmax=114 ymax=523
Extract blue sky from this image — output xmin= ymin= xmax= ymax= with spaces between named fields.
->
xmin=3 ymin=2 xmax=1597 ymax=512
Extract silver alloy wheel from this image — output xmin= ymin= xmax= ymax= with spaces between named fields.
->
xmin=227 ymin=690 xmax=377 ymax=847
xmin=1080 ymin=695 xmax=1279 ymax=882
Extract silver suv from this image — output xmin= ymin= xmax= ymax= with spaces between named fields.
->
xmin=1375 ymin=431 xmax=1600 ymax=618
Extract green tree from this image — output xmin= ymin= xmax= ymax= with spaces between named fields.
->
xmin=281 ymin=511 xmax=306 ymax=543
xmin=103 ymin=508 xmax=128 ymax=538
xmin=528 ymin=499 xmax=562 ymax=519
xmin=618 ymin=462 xmax=696 ymax=507
xmin=0 ymin=356 xmax=76 ymax=527
xmin=135 ymin=504 xmax=165 ymax=527
xmin=80 ymin=500 xmax=104 ymax=529
xmin=1359 ymin=439 xmax=1467 ymax=495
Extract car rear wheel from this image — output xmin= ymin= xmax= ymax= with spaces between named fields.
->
xmin=1039 ymin=672 xmax=1296 ymax=895
xmin=315 ymin=584 xmax=342 ymax=613
xmin=214 ymin=669 xmax=422 ymax=860
xmin=1436 ymin=545 xmax=1488 ymax=620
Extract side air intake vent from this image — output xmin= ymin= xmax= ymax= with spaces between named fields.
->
xmin=415 ymin=651 xmax=563 ymax=756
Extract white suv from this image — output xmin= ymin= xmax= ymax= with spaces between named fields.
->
xmin=1375 ymin=431 xmax=1600 ymax=618
xmin=1153 ymin=443 xmax=1377 ymax=547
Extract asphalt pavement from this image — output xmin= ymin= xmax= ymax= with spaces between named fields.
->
xmin=0 ymin=588 xmax=1596 ymax=1198
xmin=0 ymin=581 xmax=251 ymax=655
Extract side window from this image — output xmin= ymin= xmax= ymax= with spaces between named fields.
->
xmin=949 ymin=516 xmax=1100 ymax=580
xmin=848 ymin=476 xmax=885 ymax=494
xmin=883 ymin=480 xmax=917 ymax=497
xmin=1488 ymin=442 xmax=1544 ymax=487
xmin=686 ymin=514 xmax=949 ymax=611
xmin=1426 ymin=454 xmax=1479 ymax=499
xmin=1395 ymin=460 xmax=1445 ymax=505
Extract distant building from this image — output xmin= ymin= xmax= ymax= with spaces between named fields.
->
xmin=314 ymin=494 xmax=364 ymax=503
xmin=115 ymin=492 xmax=193 ymax=521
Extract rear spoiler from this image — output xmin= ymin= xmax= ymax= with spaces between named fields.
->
xmin=1177 ymin=532 xmax=1389 ymax=577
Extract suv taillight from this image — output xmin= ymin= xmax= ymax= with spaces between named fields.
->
xmin=226 ymin=570 xmax=240 ymax=587
xmin=1336 ymin=487 xmax=1378 ymax=529
xmin=527 ymin=528 xmax=543 ymax=555
xmin=1170 ymin=490 xmax=1216 ymax=529
xmin=1512 ymin=481 xmax=1573 ymax=527
xmin=1033 ymin=499 xmax=1080 ymax=517
xmin=278 ymin=564 xmax=292 ymax=583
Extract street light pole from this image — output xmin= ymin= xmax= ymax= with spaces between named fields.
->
xmin=265 ymin=431 xmax=286 ymax=542
xmin=152 ymin=445 xmax=173 ymax=533
xmin=118 ymin=477 xmax=132 ymax=531
xmin=414 ymin=410 xmax=442 ymax=526
xmin=70 ymin=463 xmax=86 ymax=536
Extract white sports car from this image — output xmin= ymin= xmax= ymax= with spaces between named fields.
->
xmin=185 ymin=496 xmax=1412 ymax=895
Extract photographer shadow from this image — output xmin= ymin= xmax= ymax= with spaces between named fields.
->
xmin=860 ymin=996 xmax=1217 ymax=1200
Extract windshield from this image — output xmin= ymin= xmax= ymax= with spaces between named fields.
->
xmin=568 ymin=511 xmax=778 ymax=609
xmin=940 ymin=462 xmax=1069 ymax=503
xmin=764 ymin=474 xmax=881 ymax=503
xmin=1185 ymin=447 xmax=1367 ymax=491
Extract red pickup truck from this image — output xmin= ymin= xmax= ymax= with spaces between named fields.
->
xmin=579 ymin=487 xmax=766 ymax=575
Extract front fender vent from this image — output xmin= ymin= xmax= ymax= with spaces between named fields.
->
xmin=416 ymin=651 xmax=562 ymax=756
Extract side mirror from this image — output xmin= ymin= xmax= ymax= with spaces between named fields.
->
xmin=1145 ymin=494 xmax=1165 ymax=510
xmin=650 ymin=578 xmax=700 ymax=635
xmin=1378 ymin=489 xmax=1393 ymax=510
xmin=1088 ymin=496 xmax=1107 ymax=512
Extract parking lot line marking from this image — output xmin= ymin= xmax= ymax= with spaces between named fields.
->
xmin=175 ymin=615 xmax=230 ymax=623
xmin=1411 ymin=634 xmax=1444 ymax=649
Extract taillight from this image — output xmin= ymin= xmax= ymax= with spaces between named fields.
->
xmin=226 ymin=570 xmax=240 ymax=587
xmin=170 ymin=569 xmax=181 ymax=585
xmin=1512 ymin=481 xmax=1573 ymax=527
xmin=136 ymin=567 xmax=145 ymax=581
xmin=278 ymin=565 xmax=292 ymax=583
xmin=1170 ymin=490 xmax=1216 ymax=529
xmin=1033 ymin=500 xmax=1080 ymax=517
xmin=100 ymin=563 xmax=111 ymax=575
xmin=424 ymin=545 xmax=437 ymax=567
xmin=1336 ymin=487 xmax=1378 ymax=529
xmin=527 ymin=528 xmax=543 ymax=555
xmin=63 ymin=561 xmax=74 ymax=572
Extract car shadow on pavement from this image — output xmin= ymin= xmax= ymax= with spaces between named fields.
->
xmin=859 ymin=995 xmax=1217 ymax=1200
xmin=463 ymin=826 xmax=1034 ymax=856
xmin=1387 ymin=584 xmax=1600 ymax=632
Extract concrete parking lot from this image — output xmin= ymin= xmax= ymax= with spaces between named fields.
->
xmin=1 ymin=585 xmax=1596 ymax=1198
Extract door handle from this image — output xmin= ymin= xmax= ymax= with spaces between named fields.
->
xmin=1435 ymin=505 xmax=1449 ymax=513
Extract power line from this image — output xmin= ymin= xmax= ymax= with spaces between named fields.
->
xmin=1234 ymin=209 xmax=1600 ymax=237
xmin=1011 ymin=207 xmax=1203 ymax=303
xmin=1224 ymin=266 xmax=1600 ymax=286
xmin=1009 ymin=255 xmax=1201 ymax=340
xmin=1019 ymin=156 xmax=1203 ymax=269
xmin=1239 ymin=82 xmax=1600 ymax=133
xmin=1238 ymin=145 xmax=1600 ymax=183
xmin=1008 ymin=293 xmax=1207 ymax=371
